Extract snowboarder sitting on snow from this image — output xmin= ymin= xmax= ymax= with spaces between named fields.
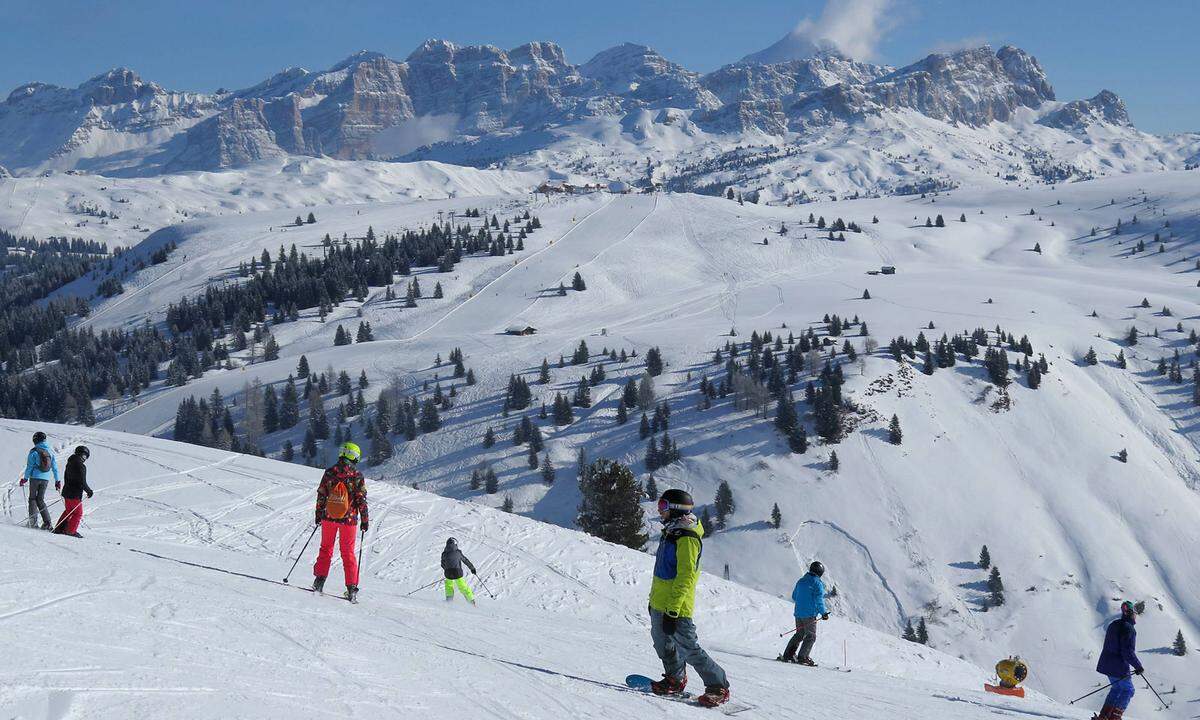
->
xmin=312 ymin=442 xmax=368 ymax=602
xmin=53 ymin=446 xmax=92 ymax=538
xmin=1092 ymin=601 xmax=1144 ymax=720
xmin=647 ymin=489 xmax=731 ymax=708
xmin=780 ymin=561 xmax=829 ymax=666
xmin=440 ymin=538 xmax=477 ymax=605
xmin=19 ymin=431 xmax=60 ymax=530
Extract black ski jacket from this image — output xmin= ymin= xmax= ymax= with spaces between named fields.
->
xmin=441 ymin=539 xmax=476 ymax=580
xmin=61 ymin=454 xmax=92 ymax=500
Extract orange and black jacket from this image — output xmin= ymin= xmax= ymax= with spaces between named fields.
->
xmin=315 ymin=459 xmax=368 ymax=525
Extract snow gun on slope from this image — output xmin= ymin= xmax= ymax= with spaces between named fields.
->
xmin=984 ymin=656 xmax=1029 ymax=698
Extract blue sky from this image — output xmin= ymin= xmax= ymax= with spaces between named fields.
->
xmin=1 ymin=0 xmax=1196 ymax=133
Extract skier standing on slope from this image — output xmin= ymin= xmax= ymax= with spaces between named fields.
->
xmin=440 ymin=538 xmax=477 ymax=605
xmin=19 ymin=431 xmax=59 ymax=530
xmin=312 ymin=442 xmax=368 ymax=602
xmin=779 ymin=561 xmax=829 ymax=666
xmin=1092 ymin=601 xmax=1144 ymax=720
xmin=53 ymin=446 xmax=93 ymax=538
xmin=647 ymin=489 xmax=731 ymax=708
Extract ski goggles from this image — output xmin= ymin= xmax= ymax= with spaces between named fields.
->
xmin=657 ymin=498 xmax=693 ymax=514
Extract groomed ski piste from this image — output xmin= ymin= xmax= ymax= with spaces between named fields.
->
xmin=3 ymin=418 xmax=1097 ymax=720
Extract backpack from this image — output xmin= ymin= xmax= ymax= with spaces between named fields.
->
xmin=33 ymin=447 xmax=51 ymax=473
xmin=324 ymin=477 xmax=353 ymax=522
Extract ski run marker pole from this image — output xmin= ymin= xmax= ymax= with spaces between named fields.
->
xmin=1068 ymin=674 xmax=1130 ymax=705
xmin=1142 ymin=674 xmax=1171 ymax=710
xmin=283 ymin=525 xmax=319 ymax=584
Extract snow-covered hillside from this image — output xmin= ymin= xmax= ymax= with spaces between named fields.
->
xmin=0 ymin=418 xmax=1082 ymax=719
xmin=23 ymin=162 xmax=1190 ymax=716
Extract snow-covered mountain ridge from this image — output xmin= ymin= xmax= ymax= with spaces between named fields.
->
xmin=2 ymin=39 xmax=1196 ymax=197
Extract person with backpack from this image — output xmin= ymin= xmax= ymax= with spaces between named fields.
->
xmin=312 ymin=442 xmax=368 ymax=602
xmin=440 ymin=538 xmax=477 ymax=605
xmin=53 ymin=446 xmax=93 ymax=538
xmin=19 ymin=431 xmax=59 ymax=530
xmin=1092 ymin=601 xmax=1145 ymax=720
xmin=778 ymin=561 xmax=829 ymax=666
xmin=647 ymin=489 xmax=730 ymax=708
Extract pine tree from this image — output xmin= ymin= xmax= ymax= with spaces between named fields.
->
xmin=576 ymin=459 xmax=648 ymax=550
xmin=788 ymin=426 xmax=808 ymax=454
xmin=419 ymin=399 xmax=441 ymax=432
xmin=263 ymin=385 xmax=279 ymax=433
xmin=714 ymin=481 xmax=736 ymax=528
xmin=903 ymin=620 xmax=918 ymax=642
xmin=482 ymin=426 xmax=496 ymax=448
xmin=484 ymin=466 xmax=499 ymax=494
xmin=988 ymin=566 xmax=1005 ymax=607
xmin=916 ymin=618 xmax=929 ymax=645
xmin=539 ymin=358 xmax=551 ymax=384
xmin=645 ymin=474 xmax=659 ymax=499
xmin=297 ymin=355 xmax=310 ymax=378
xmin=470 ymin=468 xmax=482 ymax=491
xmin=646 ymin=347 xmax=664 ymax=376
xmin=541 ymin=454 xmax=555 ymax=485
xmin=888 ymin=414 xmax=902 ymax=445
xmin=280 ymin=377 xmax=300 ymax=428
xmin=501 ymin=496 xmax=514 ymax=513
xmin=527 ymin=443 xmax=539 ymax=469
xmin=1084 ymin=347 xmax=1098 ymax=366
xmin=616 ymin=398 xmax=629 ymax=425
xmin=1116 ymin=350 xmax=1127 ymax=369
xmin=334 ymin=325 xmax=350 ymax=346
xmin=979 ymin=545 xmax=991 ymax=569
xmin=572 ymin=271 xmax=587 ymax=291
xmin=829 ymin=450 xmax=839 ymax=473
xmin=1173 ymin=630 xmax=1187 ymax=656
xmin=282 ymin=440 xmax=295 ymax=462
xmin=770 ymin=503 xmax=782 ymax=529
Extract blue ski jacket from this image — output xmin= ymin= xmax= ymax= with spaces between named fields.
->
xmin=792 ymin=572 xmax=827 ymax=619
xmin=1096 ymin=616 xmax=1143 ymax=677
xmin=22 ymin=441 xmax=59 ymax=483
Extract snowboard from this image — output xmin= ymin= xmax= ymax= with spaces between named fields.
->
xmin=624 ymin=675 xmax=755 ymax=715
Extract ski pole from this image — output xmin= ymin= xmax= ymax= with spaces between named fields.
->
xmin=357 ymin=525 xmax=366 ymax=584
xmin=1142 ymin=674 xmax=1171 ymax=710
xmin=779 ymin=627 xmax=799 ymax=637
xmin=1068 ymin=674 xmax=1130 ymax=704
xmin=282 ymin=525 xmax=319 ymax=584
xmin=474 ymin=573 xmax=497 ymax=600
xmin=404 ymin=579 xmax=441 ymax=597
xmin=17 ymin=494 xmax=64 ymax=527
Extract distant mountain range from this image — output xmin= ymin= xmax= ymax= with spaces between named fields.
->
xmin=1 ymin=35 xmax=1196 ymax=197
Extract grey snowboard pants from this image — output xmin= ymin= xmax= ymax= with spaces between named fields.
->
xmin=649 ymin=607 xmax=728 ymax=688
xmin=27 ymin=479 xmax=51 ymax=527
xmin=783 ymin=616 xmax=819 ymax=661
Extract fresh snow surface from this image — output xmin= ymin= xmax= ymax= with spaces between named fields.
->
xmin=0 ymin=418 xmax=1079 ymax=720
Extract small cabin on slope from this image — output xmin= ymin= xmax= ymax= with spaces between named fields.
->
xmin=505 ymin=325 xmax=537 ymax=336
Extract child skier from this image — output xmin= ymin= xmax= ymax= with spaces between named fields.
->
xmin=53 ymin=446 xmax=92 ymax=538
xmin=647 ymin=489 xmax=730 ymax=708
xmin=1092 ymin=601 xmax=1145 ymax=720
xmin=779 ymin=561 xmax=829 ymax=666
xmin=440 ymin=538 xmax=477 ymax=604
xmin=19 ymin=431 xmax=60 ymax=530
xmin=312 ymin=442 xmax=368 ymax=602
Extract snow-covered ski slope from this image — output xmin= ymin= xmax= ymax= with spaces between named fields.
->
xmin=0 ymin=419 xmax=1077 ymax=720
xmin=5 ymin=162 xmax=1200 ymax=714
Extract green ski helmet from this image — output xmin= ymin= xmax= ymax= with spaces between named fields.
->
xmin=339 ymin=442 xmax=362 ymax=463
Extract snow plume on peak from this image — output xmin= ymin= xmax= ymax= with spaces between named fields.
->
xmin=744 ymin=0 xmax=897 ymax=63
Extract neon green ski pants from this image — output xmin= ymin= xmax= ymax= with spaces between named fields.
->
xmin=444 ymin=577 xmax=474 ymax=601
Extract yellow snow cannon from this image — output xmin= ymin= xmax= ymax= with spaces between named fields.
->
xmin=984 ymin=657 xmax=1028 ymax=698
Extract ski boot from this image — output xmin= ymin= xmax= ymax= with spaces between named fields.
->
xmin=41 ymin=521 xmax=53 ymax=532
xmin=776 ymin=654 xmax=796 ymax=663
xmin=312 ymin=576 xmax=326 ymax=594
xmin=697 ymin=685 xmax=731 ymax=708
xmin=69 ymin=532 xmax=82 ymax=538
xmin=649 ymin=674 xmax=687 ymax=696
xmin=345 ymin=585 xmax=359 ymax=603
xmin=797 ymin=657 xmax=817 ymax=667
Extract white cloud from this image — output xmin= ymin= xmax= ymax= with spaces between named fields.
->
xmin=793 ymin=0 xmax=898 ymax=60
xmin=370 ymin=114 xmax=460 ymax=158
xmin=928 ymin=35 xmax=992 ymax=55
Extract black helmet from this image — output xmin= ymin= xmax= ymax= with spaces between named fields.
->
xmin=75 ymin=445 xmax=90 ymax=460
xmin=32 ymin=431 xmax=46 ymax=444
xmin=809 ymin=561 xmax=825 ymax=577
xmin=1121 ymin=600 xmax=1137 ymax=617
xmin=658 ymin=489 xmax=694 ymax=517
